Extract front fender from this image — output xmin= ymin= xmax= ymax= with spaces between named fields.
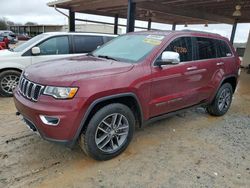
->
xmin=0 ymin=62 xmax=25 ymax=72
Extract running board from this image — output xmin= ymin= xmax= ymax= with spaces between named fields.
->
xmin=143 ymin=102 xmax=207 ymax=126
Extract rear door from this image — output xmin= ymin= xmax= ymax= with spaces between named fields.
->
xmin=185 ymin=37 xmax=221 ymax=103
xmin=216 ymin=40 xmax=236 ymax=76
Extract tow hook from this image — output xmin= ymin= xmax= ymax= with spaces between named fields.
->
xmin=16 ymin=112 xmax=21 ymax=116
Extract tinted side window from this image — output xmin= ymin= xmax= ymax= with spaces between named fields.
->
xmin=218 ymin=40 xmax=232 ymax=57
xmin=165 ymin=37 xmax=193 ymax=62
xmin=38 ymin=36 xmax=69 ymax=55
xmin=195 ymin=37 xmax=216 ymax=60
xmin=73 ymin=36 xmax=104 ymax=53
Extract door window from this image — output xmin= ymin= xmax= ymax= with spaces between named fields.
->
xmin=165 ymin=37 xmax=193 ymax=62
xmin=217 ymin=40 xmax=232 ymax=57
xmin=37 ymin=36 xmax=69 ymax=55
xmin=73 ymin=36 xmax=104 ymax=53
xmin=195 ymin=37 xmax=216 ymax=60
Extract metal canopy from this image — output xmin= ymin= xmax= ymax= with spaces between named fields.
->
xmin=48 ymin=0 xmax=250 ymax=24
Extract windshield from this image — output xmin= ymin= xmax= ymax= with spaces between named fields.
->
xmin=13 ymin=34 xmax=47 ymax=52
xmin=92 ymin=34 xmax=165 ymax=63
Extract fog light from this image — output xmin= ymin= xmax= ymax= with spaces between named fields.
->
xmin=40 ymin=115 xmax=60 ymax=126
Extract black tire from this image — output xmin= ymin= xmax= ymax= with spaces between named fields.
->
xmin=79 ymin=103 xmax=135 ymax=161
xmin=0 ymin=70 xmax=21 ymax=97
xmin=207 ymin=83 xmax=233 ymax=116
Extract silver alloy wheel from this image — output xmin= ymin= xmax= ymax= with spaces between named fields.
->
xmin=0 ymin=75 xmax=19 ymax=94
xmin=218 ymin=88 xmax=231 ymax=111
xmin=95 ymin=113 xmax=129 ymax=153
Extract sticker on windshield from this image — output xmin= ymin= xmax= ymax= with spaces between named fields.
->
xmin=143 ymin=35 xmax=164 ymax=46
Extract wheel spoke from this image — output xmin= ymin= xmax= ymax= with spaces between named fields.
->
xmin=117 ymin=125 xmax=129 ymax=131
xmin=110 ymin=138 xmax=114 ymax=150
xmin=102 ymin=120 xmax=111 ymax=128
xmin=96 ymin=133 xmax=109 ymax=145
xmin=114 ymin=135 xmax=119 ymax=146
xmin=117 ymin=132 xmax=128 ymax=136
xmin=111 ymin=114 xmax=118 ymax=128
xmin=98 ymin=126 xmax=108 ymax=133
xmin=99 ymin=137 xmax=111 ymax=149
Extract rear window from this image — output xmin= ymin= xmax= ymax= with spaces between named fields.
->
xmin=195 ymin=37 xmax=216 ymax=60
xmin=216 ymin=40 xmax=232 ymax=57
xmin=73 ymin=35 xmax=104 ymax=53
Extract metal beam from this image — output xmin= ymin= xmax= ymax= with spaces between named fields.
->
xmin=137 ymin=2 xmax=234 ymax=24
xmin=148 ymin=18 xmax=152 ymax=30
xmin=230 ymin=19 xmax=238 ymax=44
xmin=126 ymin=0 xmax=136 ymax=33
xmin=69 ymin=9 xmax=75 ymax=32
xmin=172 ymin=23 xmax=176 ymax=31
xmin=114 ymin=14 xmax=119 ymax=34
xmin=71 ymin=0 xmax=146 ymax=12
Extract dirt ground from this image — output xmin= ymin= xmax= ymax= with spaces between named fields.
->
xmin=0 ymin=70 xmax=250 ymax=188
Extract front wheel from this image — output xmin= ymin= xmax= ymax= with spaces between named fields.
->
xmin=207 ymin=83 xmax=233 ymax=116
xmin=79 ymin=103 xmax=135 ymax=161
xmin=0 ymin=70 xmax=21 ymax=97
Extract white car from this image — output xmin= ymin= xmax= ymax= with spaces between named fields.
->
xmin=0 ymin=32 xmax=116 ymax=97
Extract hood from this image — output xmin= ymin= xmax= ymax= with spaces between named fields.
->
xmin=0 ymin=49 xmax=20 ymax=58
xmin=25 ymin=55 xmax=134 ymax=86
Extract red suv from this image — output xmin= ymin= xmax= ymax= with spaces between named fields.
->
xmin=14 ymin=31 xmax=241 ymax=160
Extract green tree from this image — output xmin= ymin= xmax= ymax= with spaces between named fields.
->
xmin=25 ymin=22 xmax=37 ymax=26
xmin=0 ymin=18 xmax=7 ymax=30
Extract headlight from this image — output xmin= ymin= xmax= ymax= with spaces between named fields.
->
xmin=43 ymin=86 xmax=78 ymax=99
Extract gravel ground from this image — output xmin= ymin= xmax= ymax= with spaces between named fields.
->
xmin=0 ymin=70 xmax=249 ymax=188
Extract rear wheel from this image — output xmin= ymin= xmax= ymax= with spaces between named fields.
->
xmin=207 ymin=83 xmax=233 ymax=116
xmin=79 ymin=103 xmax=135 ymax=161
xmin=0 ymin=70 xmax=21 ymax=97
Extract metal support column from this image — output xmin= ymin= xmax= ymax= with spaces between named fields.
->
xmin=148 ymin=19 xmax=152 ymax=30
xmin=230 ymin=19 xmax=238 ymax=44
xmin=172 ymin=23 xmax=176 ymax=31
xmin=114 ymin=14 xmax=119 ymax=34
xmin=69 ymin=9 xmax=75 ymax=32
xmin=126 ymin=0 xmax=136 ymax=33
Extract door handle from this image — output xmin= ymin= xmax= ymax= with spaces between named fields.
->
xmin=216 ymin=62 xmax=224 ymax=66
xmin=187 ymin=66 xmax=198 ymax=71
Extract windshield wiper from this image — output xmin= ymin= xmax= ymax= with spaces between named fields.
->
xmin=97 ymin=55 xmax=118 ymax=61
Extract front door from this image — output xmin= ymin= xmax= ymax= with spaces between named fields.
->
xmin=149 ymin=36 xmax=198 ymax=118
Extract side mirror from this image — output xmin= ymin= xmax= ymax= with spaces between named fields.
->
xmin=31 ymin=47 xmax=40 ymax=55
xmin=155 ymin=51 xmax=180 ymax=67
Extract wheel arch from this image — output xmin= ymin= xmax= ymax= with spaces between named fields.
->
xmin=0 ymin=67 xmax=23 ymax=74
xmin=71 ymin=93 xmax=144 ymax=146
xmin=221 ymin=76 xmax=237 ymax=93
xmin=209 ymin=74 xmax=238 ymax=103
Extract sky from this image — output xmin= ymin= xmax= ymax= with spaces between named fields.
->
xmin=1 ymin=0 xmax=250 ymax=43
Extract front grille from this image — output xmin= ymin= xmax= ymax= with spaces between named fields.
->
xmin=18 ymin=76 xmax=44 ymax=102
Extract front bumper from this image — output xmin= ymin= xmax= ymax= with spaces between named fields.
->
xmin=14 ymin=90 xmax=87 ymax=147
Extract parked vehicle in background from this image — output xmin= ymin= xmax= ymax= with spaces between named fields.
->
xmin=0 ymin=32 xmax=117 ymax=96
xmin=17 ymin=33 xmax=31 ymax=41
xmin=14 ymin=31 xmax=241 ymax=160
xmin=0 ymin=30 xmax=18 ymax=44
xmin=0 ymin=36 xmax=7 ymax=50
